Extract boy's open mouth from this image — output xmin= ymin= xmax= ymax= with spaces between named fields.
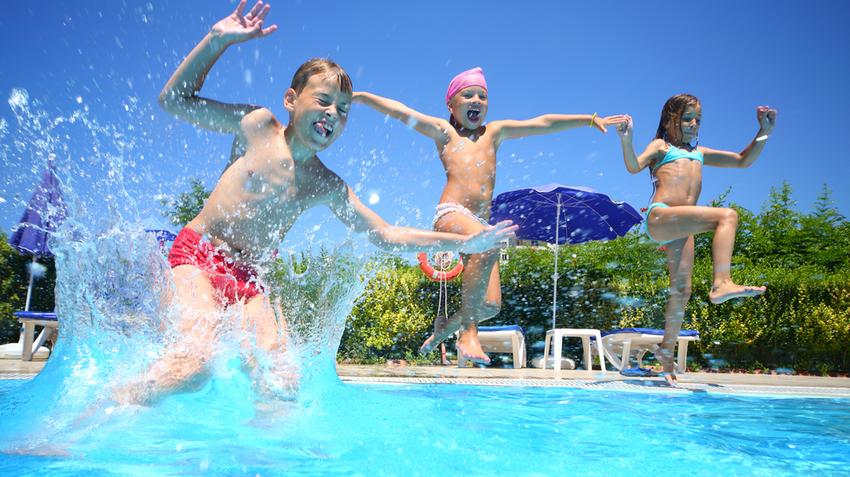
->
xmin=313 ymin=120 xmax=334 ymax=138
xmin=467 ymin=109 xmax=480 ymax=122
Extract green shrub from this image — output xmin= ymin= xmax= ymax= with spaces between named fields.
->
xmin=0 ymin=232 xmax=57 ymax=343
xmin=337 ymin=237 xmax=850 ymax=372
xmin=340 ymin=257 xmax=455 ymax=361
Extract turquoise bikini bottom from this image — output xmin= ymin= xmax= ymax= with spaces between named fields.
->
xmin=643 ymin=202 xmax=675 ymax=245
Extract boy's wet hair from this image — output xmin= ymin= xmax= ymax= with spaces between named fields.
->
xmin=290 ymin=58 xmax=352 ymax=95
xmin=655 ymin=93 xmax=700 ymax=143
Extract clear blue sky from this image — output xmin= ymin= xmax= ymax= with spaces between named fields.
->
xmin=1 ymin=1 xmax=849 ymax=251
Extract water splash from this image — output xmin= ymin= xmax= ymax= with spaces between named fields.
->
xmin=0 ymin=89 xmax=373 ymax=453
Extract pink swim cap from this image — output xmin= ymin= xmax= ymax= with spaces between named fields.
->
xmin=445 ymin=67 xmax=488 ymax=104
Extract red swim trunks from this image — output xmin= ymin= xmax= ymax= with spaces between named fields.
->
xmin=168 ymin=228 xmax=263 ymax=306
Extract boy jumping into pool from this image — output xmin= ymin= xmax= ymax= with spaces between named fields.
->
xmin=114 ymin=1 xmax=516 ymax=404
xmin=354 ymin=68 xmax=628 ymax=364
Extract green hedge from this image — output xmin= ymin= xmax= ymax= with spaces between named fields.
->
xmin=337 ymin=235 xmax=850 ymax=373
xmin=0 ymin=232 xmax=57 ymax=344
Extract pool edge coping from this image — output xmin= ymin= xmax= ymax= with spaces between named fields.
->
xmin=340 ymin=375 xmax=850 ymax=399
xmin=4 ymin=371 xmax=850 ymax=398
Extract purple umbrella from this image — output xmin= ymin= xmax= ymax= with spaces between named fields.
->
xmin=8 ymin=160 xmax=66 ymax=311
xmin=490 ymin=184 xmax=642 ymax=329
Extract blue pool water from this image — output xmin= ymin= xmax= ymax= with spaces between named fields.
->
xmin=1 ymin=377 xmax=849 ymax=476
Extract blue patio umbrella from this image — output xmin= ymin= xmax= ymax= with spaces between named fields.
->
xmin=489 ymin=184 xmax=642 ymax=329
xmin=8 ymin=160 xmax=66 ymax=311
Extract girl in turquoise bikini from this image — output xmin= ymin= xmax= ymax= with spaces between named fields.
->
xmin=616 ymin=93 xmax=777 ymax=384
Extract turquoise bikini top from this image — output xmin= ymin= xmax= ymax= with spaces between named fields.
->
xmin=651 ymin=144 xmax=704 ymax=172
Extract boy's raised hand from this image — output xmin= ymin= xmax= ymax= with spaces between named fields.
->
xmin=461 ymin=221 xmax=518 ymax=254
xmin=756 ymin=106 xmax=777 ymax=134
xmin=211 ymin=0 xmax=278 ymax=45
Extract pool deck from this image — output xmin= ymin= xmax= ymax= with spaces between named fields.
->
xmin=4 ymin=358 xmax=850 ymax=398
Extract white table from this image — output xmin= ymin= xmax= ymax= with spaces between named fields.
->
xmin=543 ymin=328 xmax=606 ymax=373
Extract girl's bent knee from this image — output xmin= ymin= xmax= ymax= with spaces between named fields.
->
xmin=721 ymin=208 xmax=739 ymax=225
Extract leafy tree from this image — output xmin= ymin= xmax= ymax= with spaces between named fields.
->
xmin=811 ymin=184 xmax=846 ymax=226
xmin=752 ymin=181 xmax=804 ymax=267
xmin=160 ymin=178 xmax=210 ymax=227
xmin=800 ymin=185 xmax=848 ymax=270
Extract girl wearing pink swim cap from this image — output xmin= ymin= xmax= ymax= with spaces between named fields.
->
xmin=353 ymin=68 xmax=628 ymax=365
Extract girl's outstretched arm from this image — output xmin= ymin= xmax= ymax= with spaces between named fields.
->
xmin=616 ymin=116 xmax=663 ymax=174
xmin=327 ymin=180 xmax=517 ymax=254
xmin=493 ymin=113 xmax=629 ymax=144
xmin=353 ymin=92 xmax=452 ymax=144
xmin=702 ymin=106 xmax=777 ymax=168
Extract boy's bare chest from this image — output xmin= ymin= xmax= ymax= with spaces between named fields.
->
xmin=239 ymin=159 xmax=325 ymax=209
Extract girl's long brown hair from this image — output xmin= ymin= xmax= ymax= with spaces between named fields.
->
xmin=655 ymin=93 xmax=700 ymax=143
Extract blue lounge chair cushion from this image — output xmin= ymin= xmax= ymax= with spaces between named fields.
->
xmin=601 ymin=328 xmax=699 ymax=338
xmin=478 ymin=325 xmax=525 ymax=335
xmin=13 ymin=311 xmax=58 ymax=321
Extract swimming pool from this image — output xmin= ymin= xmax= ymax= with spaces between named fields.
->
xmin=1 ymin=376 xmax=848 ymax=476
xmin=1 ymin=81 xmax=848 ymax=477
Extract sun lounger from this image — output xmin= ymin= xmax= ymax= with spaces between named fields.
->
xmin=15 ymin=311 xmax=59 ymax=361
xmin=595 ymin=328 xmax=699 ymax=374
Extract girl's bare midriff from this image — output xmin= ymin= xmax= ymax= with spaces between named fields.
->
xmin=651 ymin=157 xmax=704 ymax=207
xmin=437 ymin=128 xmax=499 ymax=219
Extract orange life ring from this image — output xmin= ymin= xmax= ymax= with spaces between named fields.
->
xmin=417 ymin=252 xmax=464 ymax=281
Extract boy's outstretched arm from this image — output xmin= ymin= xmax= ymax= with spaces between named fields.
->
xmin=616 ymin=116 xmax=663 ymax=174
xmin=158 ymin=1 xmax=278 ymax=133
xmin=327 ymin=180 xmax=516 ymax=254
xmin=353 ymin=92 xmax=452 ymax=144
xmin=493 ymin=113 xmax=630 ymax=144
xmin=702 ymin=106 xmax=777 ymax=168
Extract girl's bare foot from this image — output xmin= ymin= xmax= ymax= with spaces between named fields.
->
xmin=709 ymin=281 xmax=766 ymax=304
xmin=419 ymin=314 xmax=460 ymax=354
xmin=658 ymin=371 xmax=678 ymax=387
xmin=652 ymin=345 xmax=678 ymax=387
xmin=456 ymin=329 xmax=491 ymax=365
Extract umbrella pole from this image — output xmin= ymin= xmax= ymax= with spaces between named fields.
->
xmin=552 ymin=194 xmax=561 ymax=331
xmin=25 ymin=256 xmax=36 ymax=312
